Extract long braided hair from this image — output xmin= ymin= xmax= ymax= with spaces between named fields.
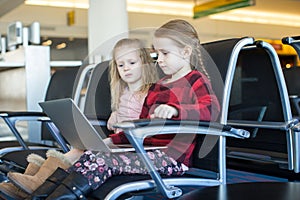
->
xmin=154 ymin=19 xmax=210 ymax=80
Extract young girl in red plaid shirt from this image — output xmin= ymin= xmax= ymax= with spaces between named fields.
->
xmin=110 ymin=19 xmax=220 ymax=167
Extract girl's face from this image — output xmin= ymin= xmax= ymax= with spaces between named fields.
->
xmin=115 ymin=46 xmax=143 ymax=91
xmin=153 ymin=37 xmax=190 ymax=78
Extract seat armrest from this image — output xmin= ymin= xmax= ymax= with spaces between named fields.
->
xmin=114 ymin=119 xmax=250 ymax=139
xmin=227 ymin=119 xmax=299 ymax=130
xmin=37 ymin=116 xmax=51 ymax=122
xmin=0 ymin=111 xmax=48 ymax=150
xmin=0 ymin=111 xmax=47 ymax=122
xmin=0 ymin=111 xmax=46 ymax=117
xmin=113 ymin=119 xmax=250 ymax=198
xmin=0 ymin=111 xmax=46 ymax=123
xmin=8 ymin=114 xmax=70 ymax=153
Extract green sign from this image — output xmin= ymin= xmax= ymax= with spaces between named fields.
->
xmin=193 ymin=0 xmax=255 ymax=19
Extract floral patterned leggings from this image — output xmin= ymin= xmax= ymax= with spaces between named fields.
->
xmin=67 ymin=150 xmax=188 ymax=190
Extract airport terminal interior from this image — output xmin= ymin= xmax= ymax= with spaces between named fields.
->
xmin=0 ymin=0 xmax=300 ymax=199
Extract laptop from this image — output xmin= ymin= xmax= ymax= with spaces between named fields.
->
xmin=39 ymin=98 xmax=164 ymax=152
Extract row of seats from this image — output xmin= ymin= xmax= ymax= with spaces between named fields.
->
xmin=0 ymin=35 xmax=299 ymax=199
xmin=226 ymin=36 xmax=300 ymax=180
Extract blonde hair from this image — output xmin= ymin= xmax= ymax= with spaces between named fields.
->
xmin=109 ymin=38 xmax=158 ymax=111
xmin=154 ymin=19 xmax=209 ymax=79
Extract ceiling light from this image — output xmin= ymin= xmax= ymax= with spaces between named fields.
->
xmin=25 ymin=0 xmax=89 ymax=9
xmin=25 ymin=0 xmax=194 ymax=17
xmin=56 ymin=42 xmax=67 ymax=49
xmin=127 ymin=0 xmax=193 ymax=17
xmin=209 ymin=10 xmax=300 ymax=27
xmin=42 ymin=39 xmax=52 ymax=46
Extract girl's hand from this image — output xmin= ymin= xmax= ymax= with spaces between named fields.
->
xmin=107 ymin=120 xmax=115 ymax=131
xmin=107 ymin=111 xmax=117 ymax=131
xmin=150 ymin=104 xmax=178 ymax=119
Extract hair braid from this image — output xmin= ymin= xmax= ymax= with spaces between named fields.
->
xmin=196 ymin=42 xmax=210 ymax=80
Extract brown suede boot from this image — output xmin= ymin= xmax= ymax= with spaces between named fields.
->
xmin=8 ymin=149 xmax=72 ymax=194
xmin=24 ymin=153 xmax=46 ymax=175
xmin=0 ymin=182 xmax=28 ymax=200
xmin=0 ymin=153 xmax=45 ymax=200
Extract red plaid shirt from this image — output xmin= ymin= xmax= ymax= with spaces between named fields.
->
xmin=110 ymin=70 xmax=220 ymax=166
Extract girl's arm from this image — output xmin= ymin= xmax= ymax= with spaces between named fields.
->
xmin=170 ymin=77 xmax=220 ymax=121
xmin=141 ymin=75 xmax=220 ymax=121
